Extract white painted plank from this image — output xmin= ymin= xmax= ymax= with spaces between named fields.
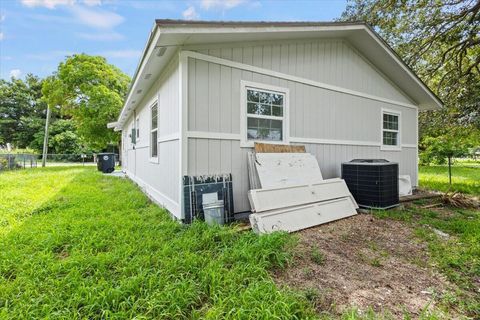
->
xmin=249 ymin=197 xmax=357 ymax=234
xmin=255 ymin=153 xmax=323 ymax=188
xmin=248 ymin=178 xmax=358 ymax=212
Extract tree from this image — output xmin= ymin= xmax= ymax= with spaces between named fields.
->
xmin=341 ymin=0 xmax=480 ymax=178
xmin=30 ymin=118 xmax=84 ymax=155
xmin=43 ymin=54 xmax=130 ymax=150
xmin=341 ymin=0 xmax=480 ymax=131
xmin=0 ymin=75 xmax=47 ymax=147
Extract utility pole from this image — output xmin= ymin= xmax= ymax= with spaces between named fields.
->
xmin=41 ymin=106 xmax=51 ymax=167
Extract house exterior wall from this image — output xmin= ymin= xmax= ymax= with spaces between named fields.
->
xmin=184 ymin=39 xmax=419 ymax=213
xmin=186 ymin=39 xmax=414 ymax=104
xmin=122 ymin=58 xmax=181 ymax=218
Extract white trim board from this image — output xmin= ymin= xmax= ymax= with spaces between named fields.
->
xmin=181 ymin=50 xmax=419 ymax=110
xmin=125 ymin=170 xmax=181 ymax=219
xmin=290 ymin=137 xmax=379 ymax=147
xmin=187 ymin=131 xmax=241 ymax=140
xmin=179 ymin=51 xmax=189 ymax=220
xmin=158 ymin=133 xmax=180 ymax=143
xmin=362 ymin=27 xmax=442 ymax=109
xmin=186 ymin=131 xmax=417 ymax=148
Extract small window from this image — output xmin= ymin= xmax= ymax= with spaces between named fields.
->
xmin=150 ymin=103 xmax=158 ymax=158
xmin=136 ymin=118 xmax=140 ymax=140
xmin=382 ymin=110 xmax=400 ymax=149
xmin=241 ymin=81 xmax=289 ymax=147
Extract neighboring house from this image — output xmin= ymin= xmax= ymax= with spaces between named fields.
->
xmin=112 ymin=20 xmax=442 ymax=221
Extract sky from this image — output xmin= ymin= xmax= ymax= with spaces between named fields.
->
xmin=0 ymin=0 xmax=347 ymax=80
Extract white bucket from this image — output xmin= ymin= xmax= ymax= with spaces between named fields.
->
xmin=203 ymin=200 xmax=225 ymax=225
xmin=399 ymin=175 xmax=412 ymax=196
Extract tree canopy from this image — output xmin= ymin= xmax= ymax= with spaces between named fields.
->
xmin=0 ymin=75 xmax=88 ymax=154
xmin=43 ymin=54 xmax=130 ymax=150
xmin=0 ymin=75 xmax=46 ymax=147
xmin=341 ymin=0 xmax=480 ymax=130
xmin=341 ymin=0 xmax=480 ymax=163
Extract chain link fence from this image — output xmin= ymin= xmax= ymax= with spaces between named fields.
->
xmin=0 ymin=153 xmax=119 ymax=172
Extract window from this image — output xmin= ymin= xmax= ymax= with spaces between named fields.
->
xmin=150 ymin=103 xmax=158 ymax=158
xmin=241 ymin=81 xmax=289 ymax=147
xmin=130 ymin=126 xmax=136 ymax=144
xmin=136 ymin=117 xmax=140 ymax=140
xmin=381 ymin=109 xmax=401 ymax=150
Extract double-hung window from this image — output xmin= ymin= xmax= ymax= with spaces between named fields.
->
xmin=150 ymin=103 xmax=158 ymax=158
xmin=241 ymin=81 xmax=289 ymax=147
xmin=381 ymin=109 xmax=401 ymax=150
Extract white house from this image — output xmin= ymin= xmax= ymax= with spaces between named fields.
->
xmin=112 ymin=20 xmax=442 ymax=222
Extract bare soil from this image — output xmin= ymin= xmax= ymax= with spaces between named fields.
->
xmin=274 ymin=213 xmax=456 ymax=317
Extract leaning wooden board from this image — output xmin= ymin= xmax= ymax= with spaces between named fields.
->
xmin=248 ymin=178 xmax=358 ymax=212
xmin=254 ymin=142 xmax=306 ymax=153
xmin=249 ymin=197 xmax=358 ymax=234
xmin=254 ymin=153 xmax=323 ymax=188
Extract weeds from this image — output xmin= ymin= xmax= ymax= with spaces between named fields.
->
xmin=311 ymin=247 xmax=325 ymax=265
xmin=378 ymin=203 xmax=480 ymax=317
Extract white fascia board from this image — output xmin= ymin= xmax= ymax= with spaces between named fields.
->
xmin=361 ymin=27 xmax=443 ymax=110
xmin=107 ymin=121 xmax=118 ymax=129
xmin=160 ymin=24 xmax=365 ymax=35
xmin=115 ymin=25 xmax=161 ymax=130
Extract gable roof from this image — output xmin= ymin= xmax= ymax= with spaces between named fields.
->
xmin=115 ymin=20 xmax=442 ymax=130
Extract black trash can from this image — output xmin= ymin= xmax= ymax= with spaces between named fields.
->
xmin=97 ymin=153 xmax=115 ymax=173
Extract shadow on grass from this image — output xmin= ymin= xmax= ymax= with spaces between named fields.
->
xmin=0 ymin=166 xmax=93 ymax=236
xmin=0 ymin=168 xmax=314 ymax=319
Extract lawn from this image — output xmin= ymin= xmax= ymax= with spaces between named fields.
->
xmin=0 ymin=167 xmax=314 ymax=319
xmin=1 ymin=167 xmax=478 ymax=319
xmin=419 ymin=163 xmax=480 ymax=195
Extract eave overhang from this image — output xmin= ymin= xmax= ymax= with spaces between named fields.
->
xmin=114 ymin=20 xmax=443 ymax=131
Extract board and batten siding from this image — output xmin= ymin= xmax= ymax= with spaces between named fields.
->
xmin=186 ymin=39 xmax=413 ymax=105
xmin=123 ymin=58 xmax=181 ymax=217
xmin=186 ymin=42 xmax=418 ymax=213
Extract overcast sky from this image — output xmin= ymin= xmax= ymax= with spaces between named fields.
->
xmin=0 ymin=0 xmax=347 ymax=80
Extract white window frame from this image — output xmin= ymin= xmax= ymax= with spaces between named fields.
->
xmin=380 ymin=108 xmax=401 ymax=151
xmin=240 ymin=80 xmax=289 ymax=148
xmin=150 ymin=102 xmax=159 ymax=162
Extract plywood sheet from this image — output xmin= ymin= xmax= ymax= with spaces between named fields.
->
xmin=254 ymin=142 xmax=306 ymax=153
xmin=249 ymin=197 xmax=358 ymax=234
xmin=255 ymin=153 xmax=323 ymax=188
xmin=248 ymin=178 xmax=358 ymax=212
xmin=247 ymin=151 xmax=261 ymax=190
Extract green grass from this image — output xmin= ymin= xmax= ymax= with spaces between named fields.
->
xmin=373 ymin=205 xmax=480 ymax=317
xmin=419 ymin=164 xmax=480 ymax=195
xmin=310 ymin=247 xmax=325 ymax=265
xmin=0 ymin=167 xmax=82 ymax=235
xmin=0 ymin=167 xmax=316 ymax=319
xmin=1 ymin=167 xmax=476 ymax=319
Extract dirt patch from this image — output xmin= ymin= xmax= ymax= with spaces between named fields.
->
xmin=274 ymin=214 xmax=455 ymax=317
